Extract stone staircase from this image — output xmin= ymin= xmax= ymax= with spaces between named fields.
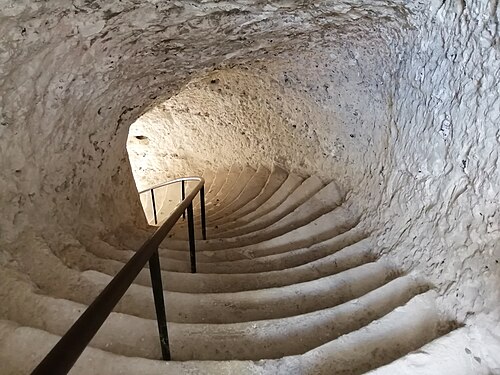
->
xmin=0 ymin=164 xmax=474 ymax=374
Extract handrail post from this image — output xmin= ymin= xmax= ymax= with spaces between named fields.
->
xmin=151 ymin=189 xmax=158 ymax=225
xmin=181 ymin=180 xmax=186 ymax=220
xmin=187 ymin=202 xmax=196 ymax=273
xmin=148 ymin=247 xmax=171 ymax=360
xmin=200 ymin=185 xmax=207 ymax=240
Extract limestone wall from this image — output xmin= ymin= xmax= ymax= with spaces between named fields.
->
xmin=373 ymin=0 xmax=500 ymax=336
xmin=127 ymin=41 xmax=393 ymax=191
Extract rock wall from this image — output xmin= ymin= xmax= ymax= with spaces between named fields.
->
xmin=372 ymin=0 xmax=500 ymax=338
xmin=127 ymin=40 xmax=393 ymax=191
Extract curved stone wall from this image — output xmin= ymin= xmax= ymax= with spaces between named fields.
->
xmin=374 ymin=1 xmax=500 ymax=334
xmin=127 ymin=42 xmax=392 ymax=191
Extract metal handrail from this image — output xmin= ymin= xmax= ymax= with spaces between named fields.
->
xmin=139 ymin=176 xmax=207 ymax=241
xmin=138 ymin=176 xmax=205 ymax=194
xmin=32 ymin=176 xmax=206 ymax=374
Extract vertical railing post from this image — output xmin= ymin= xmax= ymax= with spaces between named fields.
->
xmin=187 ymin=202 xmax=197 ymax=273
xmin=200 ymin=185 xmax=207 ymax=240
xmin=148 ymin=247 xmax=171 ymax=361
xmin=181 ymin=180 xmax=186 ymax=220
xmin=151 ymin=189 xmax=158 ymax=225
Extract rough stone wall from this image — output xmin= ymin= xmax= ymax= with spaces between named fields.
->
xmin=127 ymin=40 xmax=392 ymax=191
xmin=367 ymin=0 xmax=500 ymax=357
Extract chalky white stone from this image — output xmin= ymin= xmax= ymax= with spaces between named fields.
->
xmin=0 ymin=0 xmax=499 ymax=373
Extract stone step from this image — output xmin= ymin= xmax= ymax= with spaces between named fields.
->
xmin=0 ymin=320 xmax=266 ymax=375
xmin=211 ymin=165 xmax=255 ymax=209
xmin=175 ymin=166 xmax=289 ymax=239
xmin=208 ymin=165 xmax=271 ymax=222
xmin=58 ymin=235 xmax=373 ymax=293
xmin=170 ymin=166 xmax=257 ymax=237
xmin=286 ymin=290 xmax=449 ymax=374
xmin=192 ymin=168 xmax=216 ymax=209
xmin=162 ymin=205 xmax=357 ymax=254
xmin=205 ymin=163 xmax=242 ymax=210
xmin=367 ymin=326 xmax=500 ymax=375
xmin=214 ymin=172 xmax=304 ymax=233
xmin=189 ymin=229 xmax=368 ymax=274
xmin=6 ymin=238 xmax=398 ymax=324
xmin=171 ymin=274 xmax=430 ymax=360
xmin=84 ymin=260 xmax=397 ymax=324
xmin=216 ymin=165 xmax=288 ymax=222
xmin=0 ymin=291 xmax=449 ymax=375
xmin=84 ymin=226 xmax=367 ymax=275
xmin=0 ymin=268 xmax=429 ymax=361
xmin=211 ymin=174 xmax=324 ymax=236
xmin=205 ymin=166 xmax=229 ymax=200
xmin=181 ymin=180 xmax=344 ymax=248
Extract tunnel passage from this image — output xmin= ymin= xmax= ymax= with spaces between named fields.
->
xmin=0 ymin=0 xmax=499 ymax=373
xmin=126 ymin=57 xmax=390 ymax=221
xmin=126 ymin=60 xmax=390 ymax=188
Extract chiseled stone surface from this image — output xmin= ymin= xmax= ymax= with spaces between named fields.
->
xmin=0 ymin=0 xmax=499 ymax=372
xmin=377 ymin=0 xmax=500 ymax=339
xmin=127 ymin=45 xmax=392 ymax=191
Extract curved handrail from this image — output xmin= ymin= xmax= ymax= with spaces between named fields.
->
xmin=32 ymin=176 xmax=206 ymax=374
xmin=138 ymin=177 xmax=207 ymax=239
xmin=138 ymin=176 xmax=203 ymax=194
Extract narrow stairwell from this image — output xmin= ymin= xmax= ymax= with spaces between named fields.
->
xmin=0 ymin=165 xmax=465 ymax=374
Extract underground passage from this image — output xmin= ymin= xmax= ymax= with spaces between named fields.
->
xmin=0 ymin=1 xmax=499 ymax=374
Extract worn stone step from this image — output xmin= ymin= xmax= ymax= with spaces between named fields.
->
xmin=84 ymin=260 xmax=397 ymax=324
xmin=286 ymin=291 xmax=449 ymax=374
xmin=170 ymin=166 xmax=256 ymax=237
xmin=0 ymin=320 xmax=266 ymax=375
xmin=367 ymin=326 xmax=500 ymax=375
xmin=59 ymin=235 xmax=372 ymax=293
xmin=210 ymin=174 xmax=325 ymax=236
xmin=6 ymin=236 xmax=397 ymax=324
xmin=205 ymin=164 xmax=242 ymax=210
xmin=162 ymin=205 xmax=357 ymax=254
xmin=192 ymin=168 xmax=216 ymax=209
xmin=170 ymin=274 xmax=431 ymax=360
xmin=178 ymin=180 xmax=343 ymax=248
xmin=175 ymin=166 xmax=289 ymax=240
xmin=84 ymin=227 xmax=367 ymax=275
xmin=215 ymin=166 xmax=288 ymax=222
xmin=213 ymin=172 xmax=304 ymax=233
xmin=208 ymin=165 xmax=271 ymax=222
xmin=0 ymin=291 xmax=448 ymax=375
xmin=0 ymin=266 xmax=427 ymax=361
xmin=205 ymin=166 xmax=230 ymax=200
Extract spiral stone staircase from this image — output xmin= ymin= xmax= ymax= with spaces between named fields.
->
xmin=0 ymin=164 xmax=473 ymax=374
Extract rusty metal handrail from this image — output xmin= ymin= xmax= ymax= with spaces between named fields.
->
xmin=32 ymin=176 xmax=206 ymax=374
